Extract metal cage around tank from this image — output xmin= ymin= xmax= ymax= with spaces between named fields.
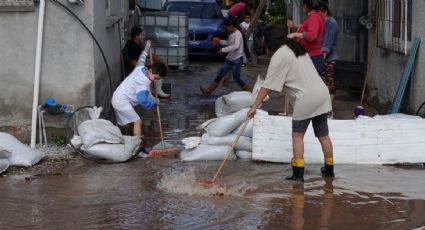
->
xmin=139 ymin=11 xmax=189 ymax=70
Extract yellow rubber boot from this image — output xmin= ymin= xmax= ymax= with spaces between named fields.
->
xmin=285 ymin=158 xmax=305 ymax=182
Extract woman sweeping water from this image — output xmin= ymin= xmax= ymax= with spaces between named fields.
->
xmin=247 ymin=26 xmax=334 ymax=182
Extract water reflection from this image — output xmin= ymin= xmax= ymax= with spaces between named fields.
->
xmin=318 ymin=178 xmax=334 ymax=229
xmin=290 ymin=182 xmax=305 ymax=230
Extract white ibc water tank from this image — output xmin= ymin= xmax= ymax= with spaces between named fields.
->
xmin=136 ymin=0 xmax=163 ymax=10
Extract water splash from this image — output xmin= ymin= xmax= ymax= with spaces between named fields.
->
xmin=157 ymin=168 xmax=256 ymax=197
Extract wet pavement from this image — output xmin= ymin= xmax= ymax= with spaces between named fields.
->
xmin=1 ymin=62 xmax=425 ymax=229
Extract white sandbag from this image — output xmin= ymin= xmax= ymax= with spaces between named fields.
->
xmin=78 ymin=119 xmax=124 ymax=148
xmin=201 ymin=133 xmax=252 ymax=152
xmin=81 ymin=136 xmax=141 ymax=163
xmin=70 ymin=135 xmax=83 ymax=149
xmin=0 ymin=132 xmax=43 ymax=167
xmin=206 ymin=108 xmax=250 ymax=137
xmin=87 ymin=106 xmax=103 ymax=119
xmin=0 ymin=146 xmax=12 ymax=159
xmin=0 ymin=159 xmax=9 ymax=174
xmin=233 ymin=109 xmax=268 ymax=137
xmin=214 ymin=75 xmax=269 ymax=117
xmin=181 ymin=137 xmax=201 ymax=149
xmin=236 ymin=151 xmax=252 ymax=160
xmin=180 ymin=144 xmax=236 ymax=162
xmin=196 ymin=118 xmax=218 ymax=130
xmin=215 ymin=91 xmax=253 ymax=117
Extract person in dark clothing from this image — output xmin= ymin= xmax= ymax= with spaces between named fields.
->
xmin=123 ymin=27 xmax=145 ymax=76
xmin=123 ymin=27 xmax=170 ymax=98
xmin=319 ymin=2 xmax=339 ymax=105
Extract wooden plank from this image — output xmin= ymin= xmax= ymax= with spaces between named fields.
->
xmin=252 ymin=114 xmax=425 ymax=164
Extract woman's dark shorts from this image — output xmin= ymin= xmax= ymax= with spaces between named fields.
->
xmin=292 ymin=113 xmax=329 ymax=137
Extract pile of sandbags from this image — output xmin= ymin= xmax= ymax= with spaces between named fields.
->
xmin=181 ymin=75 xmax=268 ymax=162
xmin=70 ymin=107 xmax=141 ymax=163
xmin=0 ymin=132 xmax=44 ymax=174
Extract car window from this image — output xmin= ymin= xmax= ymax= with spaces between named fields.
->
xmin=165 ymin=2 xmax=222 ymax=19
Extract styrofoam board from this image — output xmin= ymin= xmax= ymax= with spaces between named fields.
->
xmin=252 ymin=114 xmax=425 ymax=164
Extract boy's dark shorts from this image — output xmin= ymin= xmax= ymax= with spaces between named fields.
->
xmin=292 ymin=113 xmax=329 ymax=137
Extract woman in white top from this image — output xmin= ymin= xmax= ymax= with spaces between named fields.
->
xmin=247 ymin=26 xmax=334 ymax=182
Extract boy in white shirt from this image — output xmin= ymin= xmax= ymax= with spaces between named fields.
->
xmin=112 ymin=40 xmax=167 ymax=139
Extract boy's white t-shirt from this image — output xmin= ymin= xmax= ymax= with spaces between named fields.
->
xmin=240 ymin=21 xmax=253 ymax=41
xmin=112 ymin=66 xmax=152 ymax=111
xmin=219 ymin=30 xmax=244 ymax=61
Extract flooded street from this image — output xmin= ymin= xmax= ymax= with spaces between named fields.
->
xmin=1 ymin=63 xmax=425 ymax=229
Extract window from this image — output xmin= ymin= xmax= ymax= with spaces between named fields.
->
xmin=376 ymin=0 xmax=412 ymax=55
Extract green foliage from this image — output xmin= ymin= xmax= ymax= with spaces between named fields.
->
xmin=266 ymin=15 xmax=287 ymax=26
xmin=50 ymin=135 xmax=66 ymax=146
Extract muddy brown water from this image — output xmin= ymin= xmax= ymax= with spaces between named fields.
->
xmin=1 ymin=64 xmax=425 ymax=229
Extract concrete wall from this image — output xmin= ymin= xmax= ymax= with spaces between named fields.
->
xmin=0 ymin=0 xmax=95 ymax=128
xmin=93 ymin=0 xmax=129 ymax=118
xmin=367 ymin=0 xmax=425 ymax=114
xmin=0 ymin=0 xmax=127 ymax=136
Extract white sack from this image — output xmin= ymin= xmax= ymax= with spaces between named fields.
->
xmin=81 ymin=136 xmax=141 ymax=163
xmin=236 ymin=150 xmax=252 ymax=160
xmin=78 ymin=119 xmax=124 ymax=148
xmin=215 ymin=91 xmax=253 ymax=117
xmin=87 ymin=106 xmax=103 ymax=119
xmin=180 ymin=144 xmax=236 ymax=162
xmin=0 ymin=132 xmax=43 ymax=167
xmin=181 ymin=137 xmax=201 ymax=149
xmin=206 ymin=108 xmax=250 ymax=137
xmin=0 ymin=159 xmax=9 ymax=174
xmin=233 ymin=109 xmax=268 ymax=137
xmin=215 ymin=75 xmax=269 ymax=117
xmin=196 ymin=118 xmax=218 ymax=131
xmin=201 ymin=133 xmax=252 ymax=152
xmin=0 ymin=146 xmax=12 ymax=159
xmin=70 ymin=135 xmax=83 ymax=149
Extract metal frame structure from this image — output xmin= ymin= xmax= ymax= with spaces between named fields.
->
xmin=376 ymin=0 xmax=412 ymax=55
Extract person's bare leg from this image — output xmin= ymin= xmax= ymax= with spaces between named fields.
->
xmin=318 ymin=135 xmax=333 ymax=158
xmin=133 ymin=119 xmax=143 ymax=137
xmin=318 ymin=135 xmax=334 ymax=177
xmin=292 ymin=132 xmax=305 ymax=159
xmin=286 ymin=132 xmax=306 ymax=181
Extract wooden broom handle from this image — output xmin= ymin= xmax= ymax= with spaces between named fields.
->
xmin=150 ymin=47 xmax=165 ymax=143
xmin=210 ymin=118 xmax=251 ymax=183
